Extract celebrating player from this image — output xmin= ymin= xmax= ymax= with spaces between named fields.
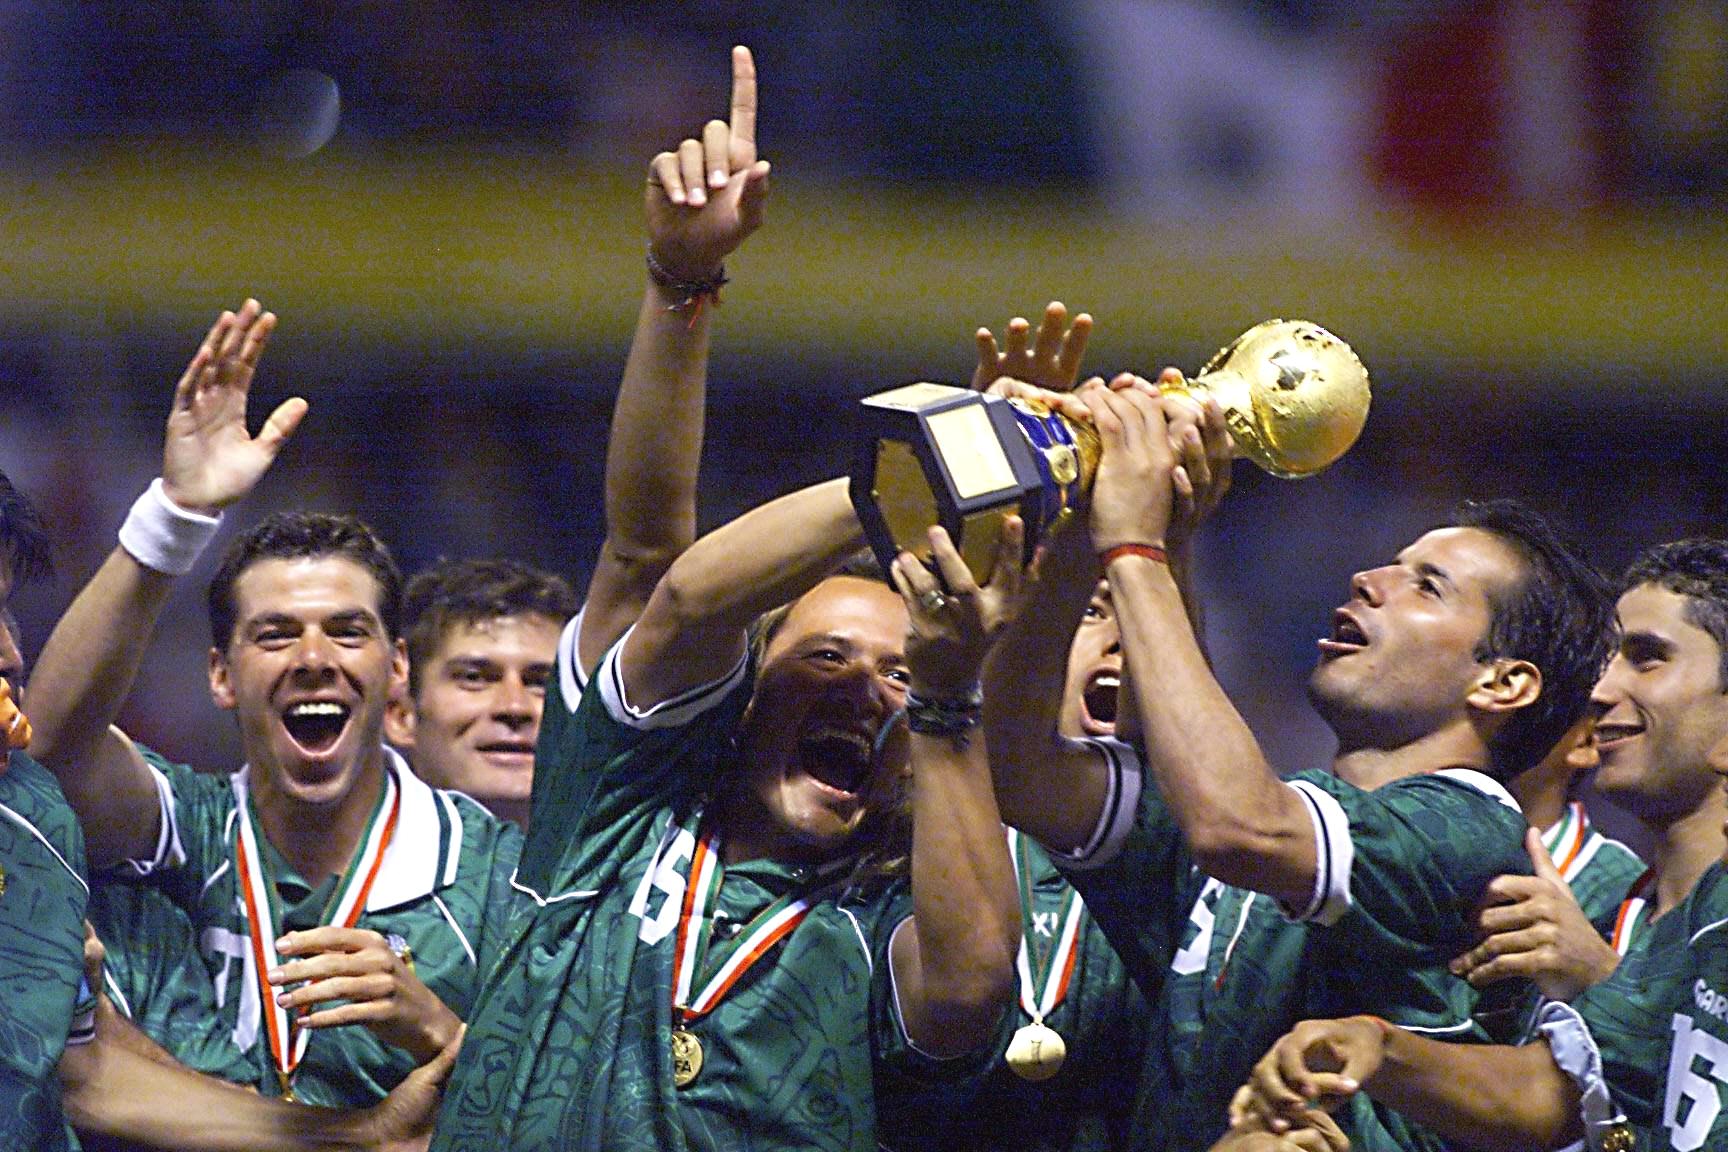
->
xmin=25 ymin=301 xmax=522 ymax=1107
xmin=983 ymin=371 xmax=1614 ymax=1150
xmin=1233 ymin=537 xmax=1728 ymax=1151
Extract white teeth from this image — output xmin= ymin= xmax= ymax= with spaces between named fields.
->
xmin=288 ymin=702 xmax=346 ymax=718
xmin=807 ymin=726 xmax=870 ymax=755
xmin=1093 ymin=674 xmax=1120 ymax=690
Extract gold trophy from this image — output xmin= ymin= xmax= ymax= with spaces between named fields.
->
xmin=851 ymin=319 xmax=1370 ymax=582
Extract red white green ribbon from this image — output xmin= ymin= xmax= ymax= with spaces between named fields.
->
xmin=670 ymin=820 xmax=838 ymax=1024
xmin=1610 ymin=867 xmax=1657 ymax=957
xmin=235 ymin=764 xmax=400 ymax=1097
xmin=1543 ymin=799 xmax=1590 ymax=882
xmin=1008 ymin=829 xmax=1084 ymax=1024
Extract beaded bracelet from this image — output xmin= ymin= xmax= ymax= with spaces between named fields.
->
xmin=905 ymin=685 xmax=984 ymax=737
xmin=646 ymin=247 xmax=728 ymax=326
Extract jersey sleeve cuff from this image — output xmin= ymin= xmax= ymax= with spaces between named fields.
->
xmin=556 ymin=608 xmax=589 ymax=712
xmin=594 ymin=622 xmax=748 ymax=731
xmin=115 ymin=757 xmax=187 ymax=877
xmin=1281 ymin=779 xmax=1353 ymax=926
xmin=1533 ymin=999 xmax=1629 ymax=1152
xmin=1043 ymin=736 xmax=1143 ymax=871
xmin=66 ymin=975 xmax=98 ymax=1047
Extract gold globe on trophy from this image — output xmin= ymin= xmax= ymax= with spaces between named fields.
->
xmin=850 ymin=319 xmax=1370 ymax=582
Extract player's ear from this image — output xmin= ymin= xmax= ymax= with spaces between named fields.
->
xmin=209 ymin=647 xmax=236 ymax=710
xmin=1468 ymin=658 xmax=1541 ymax=715
xmin=385 ymin=689 xmax=417 ymax=749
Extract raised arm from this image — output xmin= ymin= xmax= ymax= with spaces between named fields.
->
xmin=887 ymin=525 xmax=1023 ymax=1055
xmin=577 ymin=45 xmax=772 ymax=676
xmin=1082 ymin=377 xmax=1317 ymax=907
xmin=27 ymin=302 xmax=304 ymax=868
xmin=619 ymin=477 xmax=863 ymax=709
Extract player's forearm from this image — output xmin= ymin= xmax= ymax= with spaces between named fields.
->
xmin=1368 ymin=1026 xmax=1581 ymax=1151
xmin=653 ymin=478 xmax=861 ymax=632
xmin=579 ymin=282 xmax=713 ymax=673
xmin=61 ymin=1038 xmax=374 ymax=1151
xmin=26 ymin=545 xmax=171 ymax=864
xmin=1106 ymin=553 xmax=1312 ymax=895
xmin=981 ymin=525 xmax=1104 ymax=846
xmin=904 ymin=726 xmax=1019 ymax=1055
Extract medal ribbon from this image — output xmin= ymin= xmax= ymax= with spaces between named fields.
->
xmin=670 ymin=820 xmax=841 ymax=1024
xmin=1544 ymin=800 xmax=1589 ymax=881
xmin=1008 ymin=829 xmax=1085 ymax=1023
xmin=1610 ymin=867 xmax=1657 ymax=957
xmin=235 ymin=764 xmax=400 ymax=1096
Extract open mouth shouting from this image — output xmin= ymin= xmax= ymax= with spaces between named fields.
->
xmin=281 ymin=699 xmax=353 ymax=757
xmin=798 ymin=724 xmax=878 ymax=799
xmin=1318 ymin=610 xmax=1369 ymax=658
xmin=1080 ymin=669 xmax=1119 ymax=735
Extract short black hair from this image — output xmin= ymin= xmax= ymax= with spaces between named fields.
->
xmin=1623 ymin=538 xmax=1728 ymax=691
xmin=400 ymin=557 xmax=578 ymax=696
xmin=0 ymin=468 xmax=52 ymax=592
xmin=1451 ymin=500 xmax=1615 ymax=780
xmin=207 ymin=512 xmax=402 ymax=648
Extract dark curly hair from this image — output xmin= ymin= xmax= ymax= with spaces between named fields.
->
xmin=1623 ymin=538 xmax=1728 ymax=691
xmin=207 ymin=512 xmax=402 ymax=648
xmin=1451 ymin=500 xmax=1615 ymax=781
xmin=400 ymin=557 xmax=578 ymax=697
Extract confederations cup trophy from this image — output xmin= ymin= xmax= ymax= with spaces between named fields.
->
xmin=850 ymin=320 xmax=1371 ymax=583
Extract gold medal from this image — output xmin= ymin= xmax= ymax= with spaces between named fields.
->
xmin=671 ymin=1027 xmax=704 ymax=1088
xmin=1599 ymin=1125 xmax=1635 ymax=1152
xmin=1005 ymin=1021 xmax=1066 ymax=1081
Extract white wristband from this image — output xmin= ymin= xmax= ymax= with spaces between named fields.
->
xmin=117 ymin=479 xmax=222 ymax=576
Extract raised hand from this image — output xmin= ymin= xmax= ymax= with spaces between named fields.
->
xmin=972 ymin=301 xmax=1093 ymax=393
xmin=1450 ymin=826 xmax=1621 ymax=1001
xmin=891 ymin=519 xmax=1028 ymax=697
xmin=1213 ymin=1109 xmax=1350 ymax=1152
xmin=268 ymin=927 xmax=461 ymax=1065
xmin=645 ymin=45 xmax=772 ymax=280
xmin=1166 ymin=389 xmax=1234 ymax=549
xmin=160 ymin=300 xmax=306 ymax=516
xmin=1081 ymin=375 xmax=1176 ymax=552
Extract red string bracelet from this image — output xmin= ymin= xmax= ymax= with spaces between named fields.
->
xmin=1099 ymin=543 xmax=1168 ymax=568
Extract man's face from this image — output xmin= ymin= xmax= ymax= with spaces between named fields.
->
xmin=209 ymin=556 xmax=406 ymax=808
xmin=1590 ymin=583 xmax=1728 ymax=826
xmin=387 ymin=613 xmax=561 ymax=818
xmin=1308 ymin=526 xmax=1519 ymax=750
xmin=733 ymin=577 xmax=910 ymax=864
xmin=1060 ymin=581 xmax=1121 ymax=739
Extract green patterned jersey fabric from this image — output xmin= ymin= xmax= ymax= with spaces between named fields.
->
xmin=0 ymin=751 xmax=92 ymax=1152
xmin=102 ymin=745 xmax=521 ymax=1105
xmin=881 ymin=829 xmax=1149 ymax=1152
xmin=86 ymin=880 xmax=255 ymax=1083
xmin=1054 ymin=740 xmax=1533 ymax=1152
xmin=1572 ymin=860 xmax=1728 ymax=1151
xmin=433 ymin=621 xmax=947 ymax=1152
xmin=1543 ymin=799 xmax=1648 ymax=937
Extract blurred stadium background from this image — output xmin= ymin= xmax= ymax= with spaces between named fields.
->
xmin=2 ymin=1 xmax=1725 ymax=842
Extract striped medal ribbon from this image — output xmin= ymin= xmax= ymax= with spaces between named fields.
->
xmin=235 ymin=765 xmax=400 ymax=1101
xmin=1005 ymin=828 xmax=1084 ymax=1081
xmin=1610 ymin=867 xmax=1658 ymax=957
xmin=668 ymin=819 xmax=839 ymax=1089
xmin=1543 ymin=799 xmax=1590 ymax=881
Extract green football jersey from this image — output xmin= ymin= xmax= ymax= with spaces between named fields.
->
xmin=1544 ymin=799 xmax=1647 ymax=938
xmin=0 ymin=751 xmax=92 ymax=1152
xmin=881 ymin=829 xmax=1149 ymax=1152
xmin=434 ymin=621 xmax=943 ymax=1152
xmin=1572 ymin=860 xmax=1728 ymax=1151
xmin=1055 ymin=740 xmax=1532 ymax=1152
xmin=104 ymin=745 xmax=521 ymax=1106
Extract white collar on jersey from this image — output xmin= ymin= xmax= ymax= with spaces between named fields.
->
xmin=229 ymin=745 xmax=464 ymax=913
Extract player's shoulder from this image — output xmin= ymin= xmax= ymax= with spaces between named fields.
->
xmin=0 ymin=750 xmax=88 ymax=882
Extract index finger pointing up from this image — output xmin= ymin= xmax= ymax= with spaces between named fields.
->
xmin=730 ymin=46 xmax=757 ymax=154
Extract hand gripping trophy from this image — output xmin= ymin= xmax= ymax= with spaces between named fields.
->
xmin=851 ymin=319 xmax=1371 ymax=581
